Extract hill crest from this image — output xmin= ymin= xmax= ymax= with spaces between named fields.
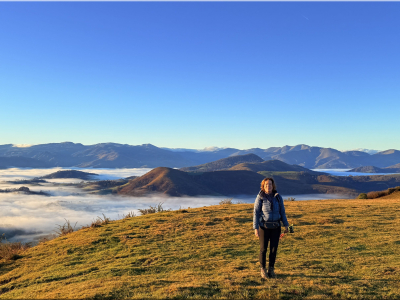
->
xmin=117 ymin=167 xmax=265 ymax=197
xmin=228 ymin=159 xmax=318 ymax=173
xmin=179 ymin=153 xmax=264 ymax=172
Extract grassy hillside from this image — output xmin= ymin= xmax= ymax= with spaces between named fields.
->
xmin=380 ymin=190 xmax=400 ymax=200
xmin=1 ymin=197 xmax=400 ymax=299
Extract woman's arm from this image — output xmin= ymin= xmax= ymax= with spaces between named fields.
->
xmin=253 ymin=194 xmax=262 ymax=231
xmin=277 ymin=194 xmax=289 ymax=228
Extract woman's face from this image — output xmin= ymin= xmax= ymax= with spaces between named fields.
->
xmin=264 ymin=180 xmax=273 ymax=194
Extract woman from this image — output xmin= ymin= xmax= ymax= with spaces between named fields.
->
xmin=253 ymin=177 xmax=289 ymax=279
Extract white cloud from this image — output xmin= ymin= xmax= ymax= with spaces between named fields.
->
xmin=202 ymin=146 xmax=227 ymax=152
xmin=12 ymin=144 xmax=33 ymax=148
xmin=343 ymin=148 xmax=381 ymax=155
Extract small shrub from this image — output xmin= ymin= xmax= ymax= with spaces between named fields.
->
xmin=362 ymin=186 xmax=400 ymax=199
xmin=0 ymin=234 xmax=31 ymax=261
xmin=54 ymin=219 xmax=77 ymax=236
xmin=367 ymin=190 xmax=388 ymax=199
xmin=358 ymin=193 xmax=367 ymax=199
xmin=219 ymin=198 xmax=233 ymax=205
xmin=122 ymin=211 xmax=136 ymax=219
xmin=90 ymin=219 xmax=102 ymax=228
xmin=138 ymin=202 xmax=170 ymax=215
xmin=284 ymin=197 xmax=296 ymax=201
xmin=90 ymin=214 xmax=111 ymax=228
xmin=38 ymin=237 xmax=51 ymax=244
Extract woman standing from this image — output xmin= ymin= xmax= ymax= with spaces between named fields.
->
xmin=253 ymin=177 xmax=289 ymax=279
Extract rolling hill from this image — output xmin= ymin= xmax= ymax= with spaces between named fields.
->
xmin=228 ymin=159 xmax=320 ymax=174
xmin=40 ymin=170 xmax=99 ymax=180
xmin=179 ymin=153 xmax=264 ymax=172
xmin=117 ymin=167 xmax=265 ymax=197
xmin=348 ymin=166 xmax=389 ymax=173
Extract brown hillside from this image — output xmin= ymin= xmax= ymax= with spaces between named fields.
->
xmin=117 ymin=167 xmax=266 ymax=197
xmin=180 ymin=153 xmax=264 ymax=172
xmin=117 ymin=167 xmax=218 ymax=197
xmin=229 ymin=159 xmax=314 ymax=173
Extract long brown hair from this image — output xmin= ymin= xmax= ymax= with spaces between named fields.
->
xmin=260 ymin=177 xmax=277 ymax=194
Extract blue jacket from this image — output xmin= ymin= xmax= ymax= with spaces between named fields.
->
xmin=253 ymin=190 xmax=289 ymax=229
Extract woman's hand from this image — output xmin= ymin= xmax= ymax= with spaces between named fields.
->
xmin=254 ymin=229 xmax=259 ymax=238
xmin=284 ymin=226 xmax=289 ymax=233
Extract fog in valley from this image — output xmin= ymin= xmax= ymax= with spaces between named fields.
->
xmin=1 ymin=167 xmax=353 ymax=243
xmin=313 ymin=169 xmax=399 ymax=177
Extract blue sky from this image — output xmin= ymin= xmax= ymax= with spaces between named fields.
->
xmin=1 ymin=2 xmax=399 ymax=151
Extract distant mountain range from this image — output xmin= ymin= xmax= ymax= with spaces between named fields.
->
xmin=0 ymin=142 xmax=399 ymax=169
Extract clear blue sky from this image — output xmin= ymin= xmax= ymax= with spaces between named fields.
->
xmin=1 ymin=2 xmax=399 ymax=151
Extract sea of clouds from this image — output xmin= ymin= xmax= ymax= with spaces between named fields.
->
xmin=0 ymin=167 xmax=355 ymax=243
xmin=0 ymin=168 xmax=246 ymax=242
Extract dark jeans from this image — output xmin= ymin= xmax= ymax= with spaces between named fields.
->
xmin=259 ymin=226 xmax=281 ymax=269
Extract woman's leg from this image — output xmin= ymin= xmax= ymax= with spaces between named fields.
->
xmin=258 ymin=226 xmax=269 ymax=268
xmin=268 ymin=226 xmax=282 ymax=269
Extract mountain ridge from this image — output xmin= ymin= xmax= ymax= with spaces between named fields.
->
xmin=0 ymin=142 xmax=399 ymax=169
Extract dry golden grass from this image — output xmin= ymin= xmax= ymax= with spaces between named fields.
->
xmin=380 ymin=190 xmax=400 ymax=200
xmin=1 ymin=198 xmax=400 ymax=299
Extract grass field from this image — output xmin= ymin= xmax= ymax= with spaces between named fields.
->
xmin=1 ymin=195 xmax=400 ymax=299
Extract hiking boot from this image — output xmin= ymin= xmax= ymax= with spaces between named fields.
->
xmin=260 ymin=267 xmax=268 ymax=279
xmin=268 ymin=267 xmax=276 ymax=278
